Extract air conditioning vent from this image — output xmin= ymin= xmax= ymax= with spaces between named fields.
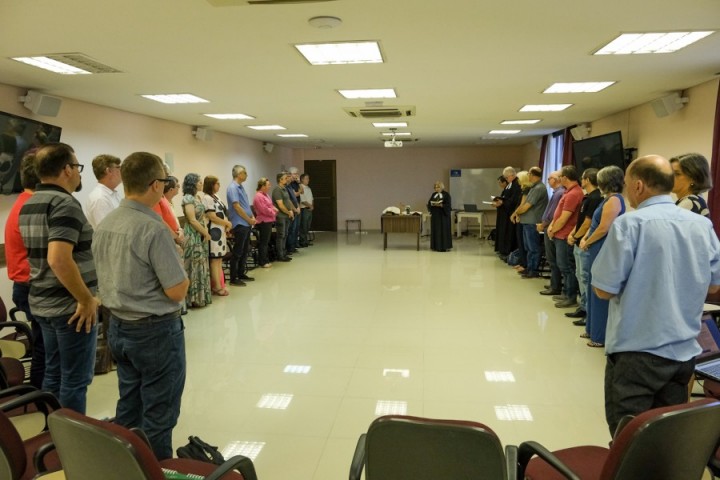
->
xmin=46 ymin=53 xmax=121 ymax=74
xmin=207 ymin=0 xmax=336 ymax=5
xmin=344 ymin=106 xmax=416 ymax=119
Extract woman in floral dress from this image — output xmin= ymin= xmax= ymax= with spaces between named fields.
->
xmin=182 ymin=173 xmax=212 ymax=308
xmin=201 ymin=175 xmax=232 ymax=295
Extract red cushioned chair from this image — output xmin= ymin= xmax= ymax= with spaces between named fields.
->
xmin=48 ymin=408 xmax=257 ymax=480
xmin=516 ymin=398 xmax=720 ymax=480
xmin=349 ymin=415 xmax=517 ymax=480
xmin=0 ymin=390 xmax=62 ymax=480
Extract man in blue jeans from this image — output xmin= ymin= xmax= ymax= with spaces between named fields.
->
xmin=227 ymin=164 xmax=257 ymax=286
xmin=19 ymin=143 xmax=99 ymax=414
xmin=93 ymin=152 xmax=189 ymax=460
xmin=512 ymin=167 xmax=548 ymax=278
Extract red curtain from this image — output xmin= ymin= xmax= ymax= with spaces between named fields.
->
xmin=538 ymin=135 xmax=548 ymax=171
xmin=562 ymin=127 xmax=574 ymax=166
xmin=708 ymin=80 xmax=720 ymax=236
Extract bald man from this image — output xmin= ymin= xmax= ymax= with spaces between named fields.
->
xmin=592 ymin=155 xmax=720 ymax=435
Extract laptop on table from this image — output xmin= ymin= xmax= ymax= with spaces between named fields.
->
xmin=463 ymin=204 xmax=479 ymax=212
xmin=694 ymin=314 xmax=720 ymax=382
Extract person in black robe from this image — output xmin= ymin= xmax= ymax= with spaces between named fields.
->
xmin=493 ymin=168 xmax=522 ymax=258
xmin=427 ymin=181 xmax=453 ymax=252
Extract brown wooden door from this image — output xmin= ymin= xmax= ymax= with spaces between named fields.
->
xmin=303 ymin=160 xmax=337 ymax=232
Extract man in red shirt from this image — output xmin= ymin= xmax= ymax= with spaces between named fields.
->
xmin=547 ymin=165 xmax=584 ymax=309
xmin=4 ymin=152 xmax=45 ymax=388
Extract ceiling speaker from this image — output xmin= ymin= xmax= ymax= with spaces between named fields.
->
xmin=19 ymin=91 xmax=62 ymax=117
xmin=193 ymin=127 xmax=213 ymax=142
xmin=263 ymin=142 xmax=274 ymax=153
xmin=570 ymin=124 xmax=591 ymax=141
xmin=651 ymin=92 xmax=688 ymax=118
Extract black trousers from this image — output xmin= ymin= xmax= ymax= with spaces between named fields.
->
xmin=256 ymin=222 xmax=273 ymax=266
xmin=604 ymin=351 xmax=695 ymax=436
xmin=230 ymin=224 xmax=251 ymax=281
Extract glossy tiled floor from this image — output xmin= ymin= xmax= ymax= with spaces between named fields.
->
xmin=86 ymin=231 xmax=612 ymax=479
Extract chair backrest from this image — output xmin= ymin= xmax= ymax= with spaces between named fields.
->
xmin=602 ymin=398 xmax=720 ymax=480
xmin=364 ymin=415 xmax=507 ymax=480
xmin=0 ymin=411 xmax=27 ymax=480
xmin=48 ymin=408 xmax=165 ymax=480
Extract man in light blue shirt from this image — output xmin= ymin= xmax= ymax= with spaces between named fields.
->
xmin=226 ymin=165 xmax=256 ymax=286
xmin=592 ymin=154 xmax=720 ymax=435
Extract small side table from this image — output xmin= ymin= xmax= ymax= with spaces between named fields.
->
xmin=346 ymin=219 xmax=362 ymax=234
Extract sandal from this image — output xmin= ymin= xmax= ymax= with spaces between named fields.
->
xmin=212 ymin=289 xmax=229 ymax=297
xmin=579 ymin=332 xmax=590 ymax=339
xmin=587 ymin=341 xmax=604 ymax=348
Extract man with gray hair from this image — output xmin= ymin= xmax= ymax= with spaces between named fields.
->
xmin=92 ymin=152 xmax=189 ymax=460
xmin=86 ymin=154 xmax=122 ymax=229
xmin=227 ymin=165 xmax=256 ymax=286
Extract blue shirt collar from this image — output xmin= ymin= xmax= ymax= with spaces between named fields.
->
xmin=637 ymin=194 xmax=674 ymax=209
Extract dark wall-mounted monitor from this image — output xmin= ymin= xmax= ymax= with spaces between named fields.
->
xmin=0 ymin=111 xmax=62 ymax=195
xmin=572 ymin=131 xmax=625 ymax=177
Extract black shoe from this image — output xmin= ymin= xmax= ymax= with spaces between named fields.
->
xmin=298 ymin=244 xmax=308 ymax=248
xmin=230 ymin=280 xmax=247 ymax=287
xmin=278 ymin=257 xmax=292 ymax=262
xmin=572 ymin=319 xmax=587 ymax=326
xmin=239 ymin=275 xmax=255 ymax=281
xmin=565 ymin=309 xmax=586 ymax=318
xmin=288 ymin=249 xmax=298 ymax=254
xmin=521 ymin=272 xmax=541 ymax=279
xmin=539 ymin=288 xmax=561 ymax=296
xmin=307 ymin=242 xmax=314 ymax=246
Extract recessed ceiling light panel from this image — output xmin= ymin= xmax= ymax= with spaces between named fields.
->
xmin=373 ymin=122 xmax=407 ymax=128
xmin=277 ymin=134 xmax=308 ymax=138
xmin=381 ymin=132 xmax=411 ymax=136
xmin=543 ymin=82 xmax=615 ymax=93
xmin=247 ymin=125 xmax=286 ymax=130
xmin=489 ymin=130 xmax=521 ymax=135
xmin=338 ymin=88 xmax=396 ymax=99
xmin=501 ymin=120 xmax=541 ymax=125
xmin=142 ymin=94 xmax=209 ymax=104
xmin=295 ymin=41 xmax=383 ymax=65
xmin=520 ymin=104 xmax=572 ymax=112
xmin=594 ymin=31 xmax=714 ymax=55
xmin=12 ymin=56 xmax=91 ymax=75
xmin=204 ymin=113 xmax=254 ymax=120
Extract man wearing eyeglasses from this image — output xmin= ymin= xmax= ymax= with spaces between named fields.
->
xmin=92 ymin=152 xmax=188 ymax=460
xmin=86 ymin=154 xmax=122 ymax=229
xmin=18 ymin=142 xmax=98 ymax=414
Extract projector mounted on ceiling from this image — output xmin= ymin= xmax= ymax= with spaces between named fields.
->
xmin=384 ymin=128 xmax=403 ymax=148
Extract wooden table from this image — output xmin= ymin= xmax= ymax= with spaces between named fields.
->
xmin=381 ymin=215 xmax=422 ymax=250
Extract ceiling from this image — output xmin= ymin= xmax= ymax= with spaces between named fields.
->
xmin=1 ymin=0 xmax=719 ymax=149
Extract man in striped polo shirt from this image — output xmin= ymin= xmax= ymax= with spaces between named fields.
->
xmin=19 ymin=142 xmax=98 ymax=414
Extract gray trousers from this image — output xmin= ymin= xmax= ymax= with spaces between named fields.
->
xmin=275 ymin=214 xmax=289 ymax=259
xmin=604 ymin=351 xmax=694 ymax=436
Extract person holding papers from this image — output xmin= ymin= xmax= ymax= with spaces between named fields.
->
xmin=427 ymin=181 xmax=452 ymax=252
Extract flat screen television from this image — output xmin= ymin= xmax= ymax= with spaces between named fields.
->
xmin=572 ymin=131 xmax=625 ymax=177
xmin=0 ymin=110 xmax=62 ymax=194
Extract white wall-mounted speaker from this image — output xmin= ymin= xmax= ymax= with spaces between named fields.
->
xmin=263 ymin=142 xmax=274 ymax=153
xmin=19 ymin=91 xmax=62 ymax=117
xmin=193 ymin=127 xmax=214 ymax=142
xmin=651 ymin=92 xmax=688 ymax=118
xmin=570 ymin=123 xmax=591 ymax=141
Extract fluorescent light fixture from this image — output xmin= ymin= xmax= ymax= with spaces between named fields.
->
xmin=221 ymin=441 xmax=265 ymax=461
xmin=338 ymin=88 xmax=396 ymax=99
xmin=257 ymin=393 xmax=293 ymax=410
xmin=373 ymin=122 xmax=407 ymax=128
xmin=484 ymin=371 xmax=516 ymax=383
xmin=12 ymin=56 xmax=91 ymax=75
xmin=595 ymin=31 xmax=714 ymax=55
xmin=494 ymin=404 xmax=534 ymax=421
xmin=141 ymin=94 xmax=209 ymax=104
xmin=295 ymin=41 xmax=383 ymax=65
xmin=382 ymin=368 xmax=410 ymax=378
xmin=203 ymin=113 xmax=254 ymax=120
xmin=375 ymin=400 xmax=408 ymax=416
xmin=277 ymin=134 xmax=308 ymax=138
xmin=283 ymin=365 xmax=311 ymax=374
xmin=489 ymin=130 xmax=521 ymax=135
xmin=544 ymin=82 xmax=615 ymax=93
xmin=520 ymin=104 xmax=572 ymax=112
xmin=501 ymin=120 xmax=541 ymax=125
xmin=247 ymin=125 xmax=286 ymax=131
xmin=381 ymin=132 xmax=412 ymax=136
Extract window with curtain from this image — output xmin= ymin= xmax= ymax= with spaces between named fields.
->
xmin=542 ymin=131 xmax=565 ymax=184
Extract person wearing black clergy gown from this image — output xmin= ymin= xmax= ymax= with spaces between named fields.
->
xmin=493 ymin=167 xmax=522 ymax=258
xmin=427 ymin=181 xmax=453 ymax=252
